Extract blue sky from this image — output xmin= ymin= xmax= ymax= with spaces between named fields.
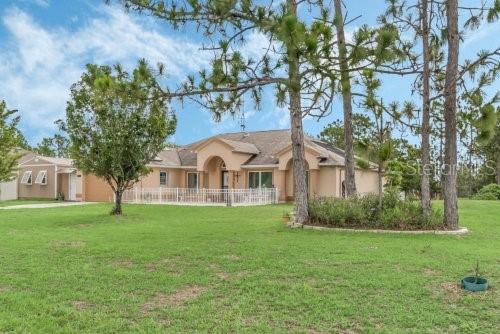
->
xmin=1 ymin=0 xmax=499 ymax=146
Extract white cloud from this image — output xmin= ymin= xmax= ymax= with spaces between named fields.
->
xmin=463 ymin=23 xmax=500 ymax=48
xmin=0 ymin=5 xmax=209 ymax=144
xmin=21 ymin=0 xmax=50 ymax=7
xmin=238 ymin=30 xmax=274 ymax=60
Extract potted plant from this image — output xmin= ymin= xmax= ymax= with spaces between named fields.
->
xmin=461 ymin=261 xmax=488 ymax=292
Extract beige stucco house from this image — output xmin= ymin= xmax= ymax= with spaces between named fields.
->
xmin=17 ymin=155 xmax=85 ymax=201
xmin=13 ymin=130 xmax=381 ymax=203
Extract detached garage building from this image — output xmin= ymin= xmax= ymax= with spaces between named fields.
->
xmin=18 ymin=155 xmax=84 ymax=201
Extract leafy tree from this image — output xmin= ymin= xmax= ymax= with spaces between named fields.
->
xmin=473 ymin=105 xmax=500 ymax=184
xmin=65 ymin=61 xmax=176 ymax=215
xmin=35 ymin=133 xmax=69 ymax=158
xmin=318 ymin=114 xmax=373 ymax=150
xmin=0 ymin=100 xmax=23 ymax=183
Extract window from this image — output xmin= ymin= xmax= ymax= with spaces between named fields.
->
xmin=21 ymin=171 xmax=32 ymax=185
xmin=35 ymin=170 xmax=47 ymax=185
xmin=159 ymin=171 xmax=168 ymax=186
xmin=187 ymin=172 xmax=199 ymax=189
xmin=248 ymin=171 xmax=273 ymax=189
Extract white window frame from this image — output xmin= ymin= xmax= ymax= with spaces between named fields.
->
xmin=187 ymin=172 xmax=199 ymax=189
xmin=159 ymin=171 xmax=168 ymax=187
xmin=35 ymin=170 xmax=48 ymax=185
xmin=248 ymin=171 xmax=273 ymax=189
xmin=21 ymin=171 xmax=33 ymax=185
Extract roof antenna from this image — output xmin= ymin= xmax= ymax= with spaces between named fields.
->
xmin=239 ymin=98 xmax=247 ymax=133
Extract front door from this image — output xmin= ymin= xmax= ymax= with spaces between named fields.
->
xmin=221 ymin=171 xmax=229 ymax=189
xmin=68 ymin=173 xmax=77 ymax=201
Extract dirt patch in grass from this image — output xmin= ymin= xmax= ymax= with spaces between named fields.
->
xmin=144 ymin=259 xmax=180 ymax=275
xmin=53 ymin=240 xmax=86 ymax=248
xmin=423 ymin=268 xmax=440 ymax=277
xmin=223 ymin=254 xmax=241 ymax=261
xmin=441 ymin=282 xmax=464 ymax=299
xmin=72 ymin=300 xmax=91 ymax=310
xmin=71 ymin=224 xmax=92 ymax=229
xmin=0 ymin=285 xmax=11 ymax=292
xmin=111 ymin=259 xmax=134 ymax=268
xmin=216 ymin=272 xmax=231 ymax=280
xmin=141 ymin=285 xmax=207 ymax=314
xmin=158 ymin=318 xmax=171 ymax=326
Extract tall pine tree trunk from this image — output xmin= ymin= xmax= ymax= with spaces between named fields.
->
xmin=443 ymin=0 xmax=459 ymax=229
xmin=287 ymin=0 xmax=308 ymax=226
xmin=334 ymin=0 xmax=357 ymax=197
xmin=420 ymin=0 xmax=432 ymax=216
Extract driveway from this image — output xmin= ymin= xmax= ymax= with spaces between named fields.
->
xmin=0 ymin=202 xmax=96 ymax=210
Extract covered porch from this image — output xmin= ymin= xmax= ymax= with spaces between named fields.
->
xmin=57 ymin=168 xmax=83 ymax=201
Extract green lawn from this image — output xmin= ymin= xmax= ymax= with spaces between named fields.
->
xmin=0 ymin=201 xmax=498 ymax=333
xmin=0 ymin=199 xmax=58 ymax=207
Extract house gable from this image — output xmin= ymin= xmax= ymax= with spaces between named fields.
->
xmin=194 ymin=137 xmax=257 ymax=171
xmin=277 ymin=145 xmax=322 ymax=170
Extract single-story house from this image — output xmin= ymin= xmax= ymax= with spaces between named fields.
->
xmin=17 ymin=155 xmax=85 ymax=201
xmin=13 ymin=129 xmax=381 ymax=203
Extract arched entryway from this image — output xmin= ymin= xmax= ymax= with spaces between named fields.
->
xmin=203 ymin=156 xmax=229 ymax=189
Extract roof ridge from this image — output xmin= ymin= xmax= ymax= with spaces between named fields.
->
xmin=218 ymin=128 xmax=290 ymax=136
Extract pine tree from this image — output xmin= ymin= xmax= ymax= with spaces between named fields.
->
xmin=111 ymin=0 xmax=342 ymax=225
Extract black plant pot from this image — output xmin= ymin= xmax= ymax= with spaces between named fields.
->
xmin=461 ymin=276 xmax=488 ymax=292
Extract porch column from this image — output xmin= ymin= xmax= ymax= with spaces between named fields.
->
xmin=198 ymin=172 xmax=205 ymax=189
xmin=228 ymin=171 xmax=235 ymax=189
xmin=274 ymin=169 xmax=286 ymax=202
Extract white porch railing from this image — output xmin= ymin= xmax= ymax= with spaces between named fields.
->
xmin=121 ymin=187 xmax=279 ymax=206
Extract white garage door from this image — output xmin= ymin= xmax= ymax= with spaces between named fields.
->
xmin=0 ymin=179 xmax=18 ymax=201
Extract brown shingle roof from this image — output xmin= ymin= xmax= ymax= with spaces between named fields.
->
xmin=151 ymin=129 xmax=348 ymax=167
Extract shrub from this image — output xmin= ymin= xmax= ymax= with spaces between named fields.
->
xmin=308 ymin=193 xmax=443 ymax=230
xmin=473 ymin=184 xmax=500 ymax=200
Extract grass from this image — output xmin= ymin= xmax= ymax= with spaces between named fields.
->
xmin=0 ymin=198 xmax=58 ymax=207
xmin=0 ymin=200 xmax=498 ymax=333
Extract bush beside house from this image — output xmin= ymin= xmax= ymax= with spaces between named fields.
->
xmin=308 ymin=191 xmax=443 ymax=230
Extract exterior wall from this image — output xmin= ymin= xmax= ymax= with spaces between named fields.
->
xmin=136 ymin=168 xmax=184 ymax=188
xmin=83 ymin=174 xmax=114 ymax=202
xmin=337 ymin=167 xmax=381 ymax=196
xmin=285 ymin=167 xmax=294 ymax=200
xmin=317 ymin=166 xmax=338 ymax=197
xmin=0 ymin=179 xmax=18 ymax=201
xmin=17 ymin=165 xmax=56 ymax=199
xmin=309 ymin=169 xmax=320 ymax=197
xmin=355 ymin=169 xmax=381 ymax=195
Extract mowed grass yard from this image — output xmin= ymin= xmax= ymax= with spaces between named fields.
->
xmin=0 ymin=201 xmax=498 ymax=333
